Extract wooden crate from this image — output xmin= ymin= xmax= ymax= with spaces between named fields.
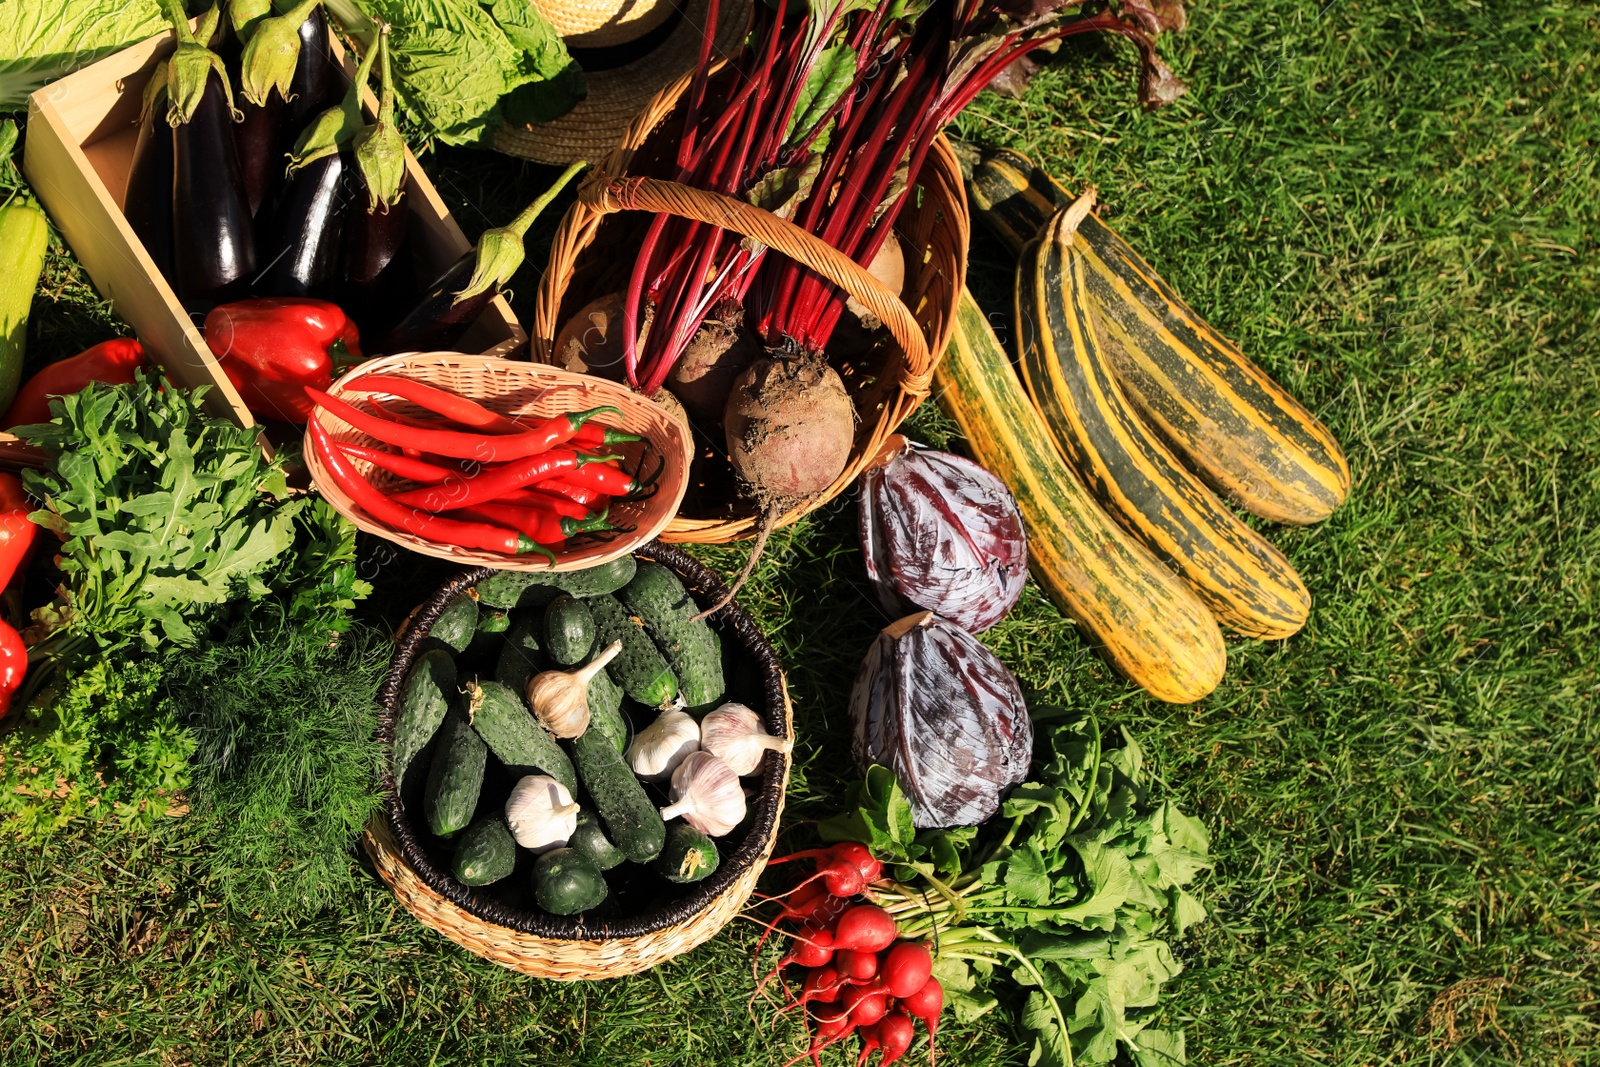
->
xmin=20 ymin=25 xmax=525 ymax=429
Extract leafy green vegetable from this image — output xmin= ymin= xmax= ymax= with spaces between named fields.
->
xmin=0 ymin=0 xmax=168 ymax=109
xmin=323 ymin=0 xmax=584 ymax=145
xmin=173 ymin=614 xmax=387 ymax=918
xmin=821 ymin=710 xmax=1211 ymax=1066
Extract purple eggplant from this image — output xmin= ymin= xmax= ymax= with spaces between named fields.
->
xmin=284 ymin=3 xmax=335 ymax=128
xmin=233 ymin=93 xmax=282 ymax=217
xmin=257 ymin=150 xmax=348 ymax=297
xmin=849 ymin=611 xmax=1033 ymax=829
xmin=341 ymin=29 xmax=412 ymax=336
xmin=123 ymin=61 xmax=174 ymax=281
xmin=377 ymin=161 xmax=588 ymax=354
xmin=232 ymin=0 xmax=324 ymax=216
xmin=165 ymin=10 xmax=256 ymax=309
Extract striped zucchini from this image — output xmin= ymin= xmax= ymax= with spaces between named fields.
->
xmin=970 ymin=150 xmax=1350 ymax=525
xmin=1017 ymin=207 xmax=1311 ymax=640
xmin=937 ymin=288 xmax=1225 ymax=704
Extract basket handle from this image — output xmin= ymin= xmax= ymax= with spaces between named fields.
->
xmin=576 ymin=175 xmax=933 ymax=397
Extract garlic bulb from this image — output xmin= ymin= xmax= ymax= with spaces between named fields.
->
xmin=527 ymin=641 xmax=622 ymax=739
xmin=626 ymin=709 xmax=700 ymax=781
xmin=504 ymin=774 xmax=580 ymax=853
xmin=698 ymin=702 xmax=789 ymax=777
xmin=660 ymin=751 xmax=746 ymax=837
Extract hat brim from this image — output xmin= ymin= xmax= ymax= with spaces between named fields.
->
xmin=495 ymin=0 xmax=751 ymax=166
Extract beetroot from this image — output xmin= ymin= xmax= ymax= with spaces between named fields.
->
xmin=554 ymin=293 xmax=643 ymax=382
xmin=666 ymin=299 xmax=759 ymax=422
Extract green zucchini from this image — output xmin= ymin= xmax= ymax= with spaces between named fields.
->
xmin=654 ymin=822 xmax=720 ymax=884
xmin=423 ymin=710 xmax=487 ymax=837
xmin=532 ymin=848 xmax=608 ymax=915
xmin=616 ymin=562 xmax=725 ymax=708
xmin=543 ymin=594 xmax=596 ymax=666
xmin=392 ymin=648 xmax=455 ymax=783
xmin=465 ymin=679 xmax=577 ymax=794
xmin=587 ymin=593 xmax=678 ymax=708
xmin=970 ymin=148 xmax=1350 ymax=526
xmin=453 ymin=815 xmax=517 ymax=886
xmin=572 ymin=727 xmax=665 ymax=863
xmin=473 ymin=556 xmax=639 ymax=611
xmin=428 ymin=592 xmax=479 ymax=653
xmin=1017 ymin=208 xmax=1310 ymax=639
xmin=568 ymin=809 xmax=626 ymax=871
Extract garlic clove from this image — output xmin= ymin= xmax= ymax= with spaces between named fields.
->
xmin=626 ymin=709 xmax=700 ymax=781
xmin=659 ymin=750 xmax=746 ymax=837
xmin=698 ymin=702 xmax=790 ymax=777
xmin=504 ymin=774 xmax=581 ymax=853
xmin=527 ymin=640 xmax=622 ymax=739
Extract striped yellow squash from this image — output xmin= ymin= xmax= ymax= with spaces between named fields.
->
xmin=1017 ymin=207 xmax=1311 ymax=639
xmin=970 ymin=150 xmax=1350 ymax=525
xmin=937 ymin=287 xmax=1225 ymax=704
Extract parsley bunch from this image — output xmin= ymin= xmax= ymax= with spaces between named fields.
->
xmin=820 ymin=710 xmax=1212 ymax=1067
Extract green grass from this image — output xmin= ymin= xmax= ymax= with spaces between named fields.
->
xmin=3 ymin=0 xmax=1598 ymax=1063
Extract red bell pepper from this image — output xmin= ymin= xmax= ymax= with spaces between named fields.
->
xmin=2 ymin=338 xmax=146 ymax=429
xmin=0 ymin=618 xmax=24 ymax=719
xmin=0 ymin=473 xmax=36 ymax=590
xmin=206 ymin=298 xmax=362 ymax=424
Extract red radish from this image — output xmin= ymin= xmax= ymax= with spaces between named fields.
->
xmin=785 ymin=1004 xmax=855 ymax=1067
xmin=855 ymin=1022 xmax=882 ymax=1067
xmin=843 ymin=984 xmax=889 ymax=1026
xmin=828 ymin=842 xmax=884 ymax=883
xmin=875 ymin=1012 xmax=916 ymax=1066
xmin=791 ymin=928 xmax=836 ymax=969
xmin=824 ymin=862 xmax=866 ymax=898
xmin=834 ymin=949 xmax=879 ymax=984
xmin=794 ymin=966 xmax=845 ymax=1007
xmin=833 ymin=905 xmax=898 ymax=954
xmin=749 ymin=881 xmax=837 ymax=960
xmin=899 ymin=976 xmax=943 ymax=1064
xmin=882 ymin=941 xmax=934 ymax=999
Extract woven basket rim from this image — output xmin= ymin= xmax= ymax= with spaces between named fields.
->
xmin=376 ymin=541 xmax=789 ymax=941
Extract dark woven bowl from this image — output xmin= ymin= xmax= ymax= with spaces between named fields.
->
xmin=366 ymin=542 xmax=789 ymax=969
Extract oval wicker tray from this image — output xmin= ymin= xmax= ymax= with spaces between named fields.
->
xmin=305 ymin=353 xmax=694 ymax=572
xmin=361 ymin=542 xmax=791 ymax=979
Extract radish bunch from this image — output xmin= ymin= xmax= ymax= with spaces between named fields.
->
xmin=754 ymin=843 xmax=944 ymax=1065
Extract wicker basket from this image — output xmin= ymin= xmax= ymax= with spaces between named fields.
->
xmin=304 ymin=352 xmax=694 ymax=572
xmin=531 ymin=75 xmax=969 ymax=544
xmin=361 ymin=542 xmax=791 ymax=979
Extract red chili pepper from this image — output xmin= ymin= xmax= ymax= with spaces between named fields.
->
xmin=455 ymin=503 xmax=614 ymax=545
xmin=561 ymin=459 xmax=649 ymax=497
xmin=368 ymin=398 xmax=450 ymax=431
xmin=2 ymin=339 xmax=146 ymax=429
xmin=307 ymin=387 xmax=615 ymax=463
xmin=307 ymin=417 xmax=552 ymax=560
xmin=492 ymin=488 xmax=595 ymax=520
xmin=537 ymin=480 xmax=609 ymax=509
xmin=207 ymin=299 xmax=362 ymax=424
xmin=336 ymin=443 xmax=455 ymax=484
xmin=0 ymin=618 xmax=24 ymax=719
xmin=0 ymin=473 xmax=36 ymax=590
xmin=570 ymin=422 xmax=645 ymax=448
xmin=384 ymin=449 xmax=621 ymax=513
xmin=350 ymin=376 xmax=527 ymax=433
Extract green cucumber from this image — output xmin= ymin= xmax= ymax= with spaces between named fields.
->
xmin=495 ymin=616 xmax=546 ymax=695
xmin=654 ymin=822 xmax=720 ymax=884
xmin=572 ymin=728 xmax=666 ymax=863
xmin=429 ymin=592 xmax=479 ymax=652
xmin=617 ymin=561 xmax=725 ymax=708
xmin=477 ymin=608 xmax=512 ymax=635
xmin=543 ymin=594 xmax=596 ymax=667
xmin=474 ymin=556 xmax=639 ymax=611
xmin=568 ymin=810 xmax=626 ymax=871
xmin=423 ymin=711 xmax=487 ymax=837
xmin=465 ymin=680 xmax=577 ymax=795
xmin=392 ymin=648 xmax=455 ymax=783
xmin=587 ymin=594 xmax=678 ymax=708
xmin=532 ymin=847 xmax=608 ymax=915
xmin=453 ymin=815 xmax=517 ymax=886
xmin=586 ymin=667 xmax=628 ymax=754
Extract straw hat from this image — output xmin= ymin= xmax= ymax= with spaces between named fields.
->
xmin=495 ymin=0 xmax=750 ymax=166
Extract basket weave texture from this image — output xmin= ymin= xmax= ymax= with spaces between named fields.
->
xmin=361 ymin=543 xmax=792 ymax=980
xmin=304 ymin=352 xmax=693 ymax=572
xmin=532 ymin=75 xmax=970 ymax=544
